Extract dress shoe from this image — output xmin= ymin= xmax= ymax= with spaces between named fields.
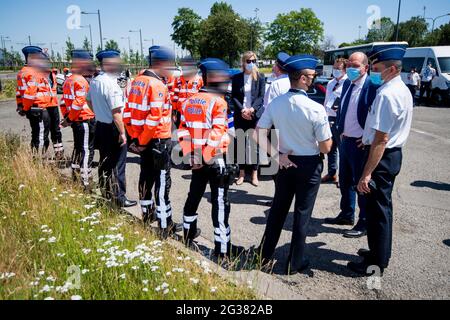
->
xmin=286 ymin=260 xmax=310 ymax=275
xmin=343 ymin=228 xmax=367 ymax=238
xmin=324 ymin=215 xmax=354 ymax=226
xmin=357 ymin=248 xmax=371 ymax=259
xmin=347 ymin=261 xmax=384 ymax=277
xmin=120 ymin=199 xmax=138 ymax=208
xmin=321 ymin=175 xmax=337 ymax=184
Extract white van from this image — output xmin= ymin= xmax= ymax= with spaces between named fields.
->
xmin=401 ymin=46 xmax=450 ymax=106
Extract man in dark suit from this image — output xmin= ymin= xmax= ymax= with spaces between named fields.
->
xmin=325 ymin=52 xmax=379 ymax=238
xmin=230 ymin=53 xmax=266 ymax=186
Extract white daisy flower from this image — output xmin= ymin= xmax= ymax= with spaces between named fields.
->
xmin=71 ymin=295 xmax=82 ymax=300
xmin=18 ymin=184 xmax=26 ymax=191
xmin=142 ymin=288 xmax=148 ymax=292
xmin=190 ymin=278 xmax=199 ymax=285
xmin=210 ymin=287 xmax=218 ymax=293
xmin=47 ymin=237 xmax=57 ymax=243
xmin=44 ymin=297 xmax=54 ymax=300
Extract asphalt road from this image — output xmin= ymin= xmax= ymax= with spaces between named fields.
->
xmin=0 ymin=98 xmax=449 ymax=300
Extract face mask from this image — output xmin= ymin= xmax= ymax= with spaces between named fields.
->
xmin=369 ymin=71 xmax=385 ymax=86
xmin=245 ymin=63 xmax=254 ymax=72
xmin=346 ymin=68 xmax=361 ymax=82
xmin=332 ymin=69 xmax=343 ymax=79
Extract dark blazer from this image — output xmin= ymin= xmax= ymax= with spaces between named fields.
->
xmin=230 ymin=72 xmax=266 ymax=129
xmin=336 ymin=76 xmax=380 ymax=136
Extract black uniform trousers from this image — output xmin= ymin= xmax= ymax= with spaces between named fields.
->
xmin=96 ymin=121 xmax=128 ymax=203
xmin=139 ymin=138 xmax=173 ymax=229
xmin=27 ymin=108 xmax=50 ymax=153
xmin=364 ymin=147 xmax=402 ymax=269
xmin=183 ymin=164 xmax=231 ymax=255
xmin=261 ymin=155 xmax=323 ymax=271
xmin=46 ymin=106 xmax=64 ymax=152
xmin=71 ymin=119 xmax=96 ymax=187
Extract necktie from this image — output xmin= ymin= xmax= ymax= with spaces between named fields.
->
xmin=338 ymin=83 xmax=355 ymax=133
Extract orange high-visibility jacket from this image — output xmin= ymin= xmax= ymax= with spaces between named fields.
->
xmin=125 ymin=71 xmax=172 ymax=146
xmin=47 ymin=72 xmax=59 ymax=107
xmin=62 ymin=74 xmax=95 ymax=122
xmin=177 ymin=91 xmax=230 ymax=162
xmin=22 ymin=70 xmax=54 ymax=111
xmin=16 ymin=66 xmax=34 ymax=107
xmin=172 ymin=74 xmax=204 ymax=112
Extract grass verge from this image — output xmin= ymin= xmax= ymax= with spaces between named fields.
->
xmin=0 ymin=133 xmax=256 ymax=300
xmin=0 ymin=80 xmax=16 ymax=101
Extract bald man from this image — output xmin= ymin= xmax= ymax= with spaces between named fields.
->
xmin=324 ymin=52 xmax=380 ymax=238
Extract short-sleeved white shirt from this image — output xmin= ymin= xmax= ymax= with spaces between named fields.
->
xmin=362 ymin=76 xmax=413 ymax=148
xmin=258 ymin=90 xmax=332 ymax=156
xmin=87 ymin=72 xmax=124 ymax=124
xmin=264 ymin=74 xmax=291 ymax=108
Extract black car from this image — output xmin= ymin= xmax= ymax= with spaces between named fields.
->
xmin=307 ymin=77 xmax=330 ymax=105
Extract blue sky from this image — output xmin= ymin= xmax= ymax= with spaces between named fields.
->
xmin=0 ymin=0 xmax=449 ymax=56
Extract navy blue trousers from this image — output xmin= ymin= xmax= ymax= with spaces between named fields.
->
xmin=338 ymin=137 xmax=366 ymax=224
xmin=327 ymin=116 xmax=339 ymax=177
xmin=365 ymin=148 xmax=402 ymax=268
xmin=96 ymin=122 xmax=128 ymax=202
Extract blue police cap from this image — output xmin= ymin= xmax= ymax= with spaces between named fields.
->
xmin=22 ymin=46 xmax=43 ymax=60
xmin=149 ymin=46 xmax=175 ymax=63
xmin=198 ymin=58 xmax=229 ymax=74
xmin=71 ymin=49 xmax=93 ymax=60
xmin=276 ymin=52 xmax=290 ymax=70
xmin=96 ymin=49 xmax=120 ymax=62
xmin=283 ymin=54 xmax=319 ymax=73
xmin=368 ymin=44 xmax=408 ymax=64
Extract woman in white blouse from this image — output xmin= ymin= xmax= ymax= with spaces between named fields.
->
xmin=230 ymin=51 xmax=266 ymax=187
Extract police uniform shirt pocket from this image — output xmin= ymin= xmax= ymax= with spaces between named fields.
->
xmin=370 ymin=94 xmax=396 ymax=135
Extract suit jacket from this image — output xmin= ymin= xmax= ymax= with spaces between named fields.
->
xmin=337 ymin=77 xmax=380 ymax=136
xmin=230 ymin=72 xmax=266 ymax=129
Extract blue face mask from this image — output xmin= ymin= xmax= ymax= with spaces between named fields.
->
xmin=346 ymin=68 xmax=361 ymax=82
xmin=370 ymin=71 xmax=385 ymax=85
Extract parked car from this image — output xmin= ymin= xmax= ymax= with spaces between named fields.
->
xmin=307 ymin=77 xmax=329 ymax=105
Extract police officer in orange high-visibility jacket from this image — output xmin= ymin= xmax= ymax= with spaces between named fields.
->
xmin=171 ymin=57 xmax=204 ymax=128
xmin=126 ymin=46 xmax=182 ymax=237
xmin=61 ymin=50 xmax=96 ymax=190
xmin=21 ymin=49 xmax=54 ymax=153
xmin=16 ymin=46 xmax=42 ymax=118
xmin=178 ymin=58 xmax=240 ymax=258
xmin=45 ymin=57 xmax=64 ymax=159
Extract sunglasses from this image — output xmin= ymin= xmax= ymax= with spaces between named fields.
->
xmin=246 ymin=59 xmax=257 ymax=64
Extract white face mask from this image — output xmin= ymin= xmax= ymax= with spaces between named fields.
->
xmin=332 ymin=68 xmax=343 ymax=79
xmin=245 ymin=63 xmax=255 ymax=72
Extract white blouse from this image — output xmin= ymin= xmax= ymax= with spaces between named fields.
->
xmin=243 ymin=74 xmax=253 ymax=108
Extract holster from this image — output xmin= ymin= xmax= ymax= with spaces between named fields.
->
xmin=26 ymin=106 xmax=43 ymax=121
xmin=211 ymin=162 xmax=239 ymax=187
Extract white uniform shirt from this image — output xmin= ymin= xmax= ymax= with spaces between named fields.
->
xmin=243 ymin=73 xmax=253 ymax=108
xmin=87 ymin=72 xmax=124 ymax=124
xmin=343 ymin=74 xmax=367 ymax=138
xmin=362 ymin=76 xmax=413 ymax=149
xmin=407 ymin=72 xmax=420 ymax=86
xmin=421 ymin=66 xmax=436 ymax=82
xmin=264 ymin=74 xmax=291 ymax=108
xmin=324 ymin=74 xmax=348 ymax=117
xmin=258 ymin=90 xmax=332 ymax=156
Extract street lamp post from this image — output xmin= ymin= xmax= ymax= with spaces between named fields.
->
xmin=395 ymin=0 xmax=402 ymax=41
xmin=129 ymin=29 xmax=144 ymax=58
xmin=430 ymin=13 xmax=450 ymax=33
xmin=121 ymin=36 xmax=131 ymax=54
xmin=144 ymin=39 xmax=154 ymax=46
xmin=81 ymin=10 xmax=103 ymax=50
xmin=81 ymin=24 xmax=94 ymax=54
